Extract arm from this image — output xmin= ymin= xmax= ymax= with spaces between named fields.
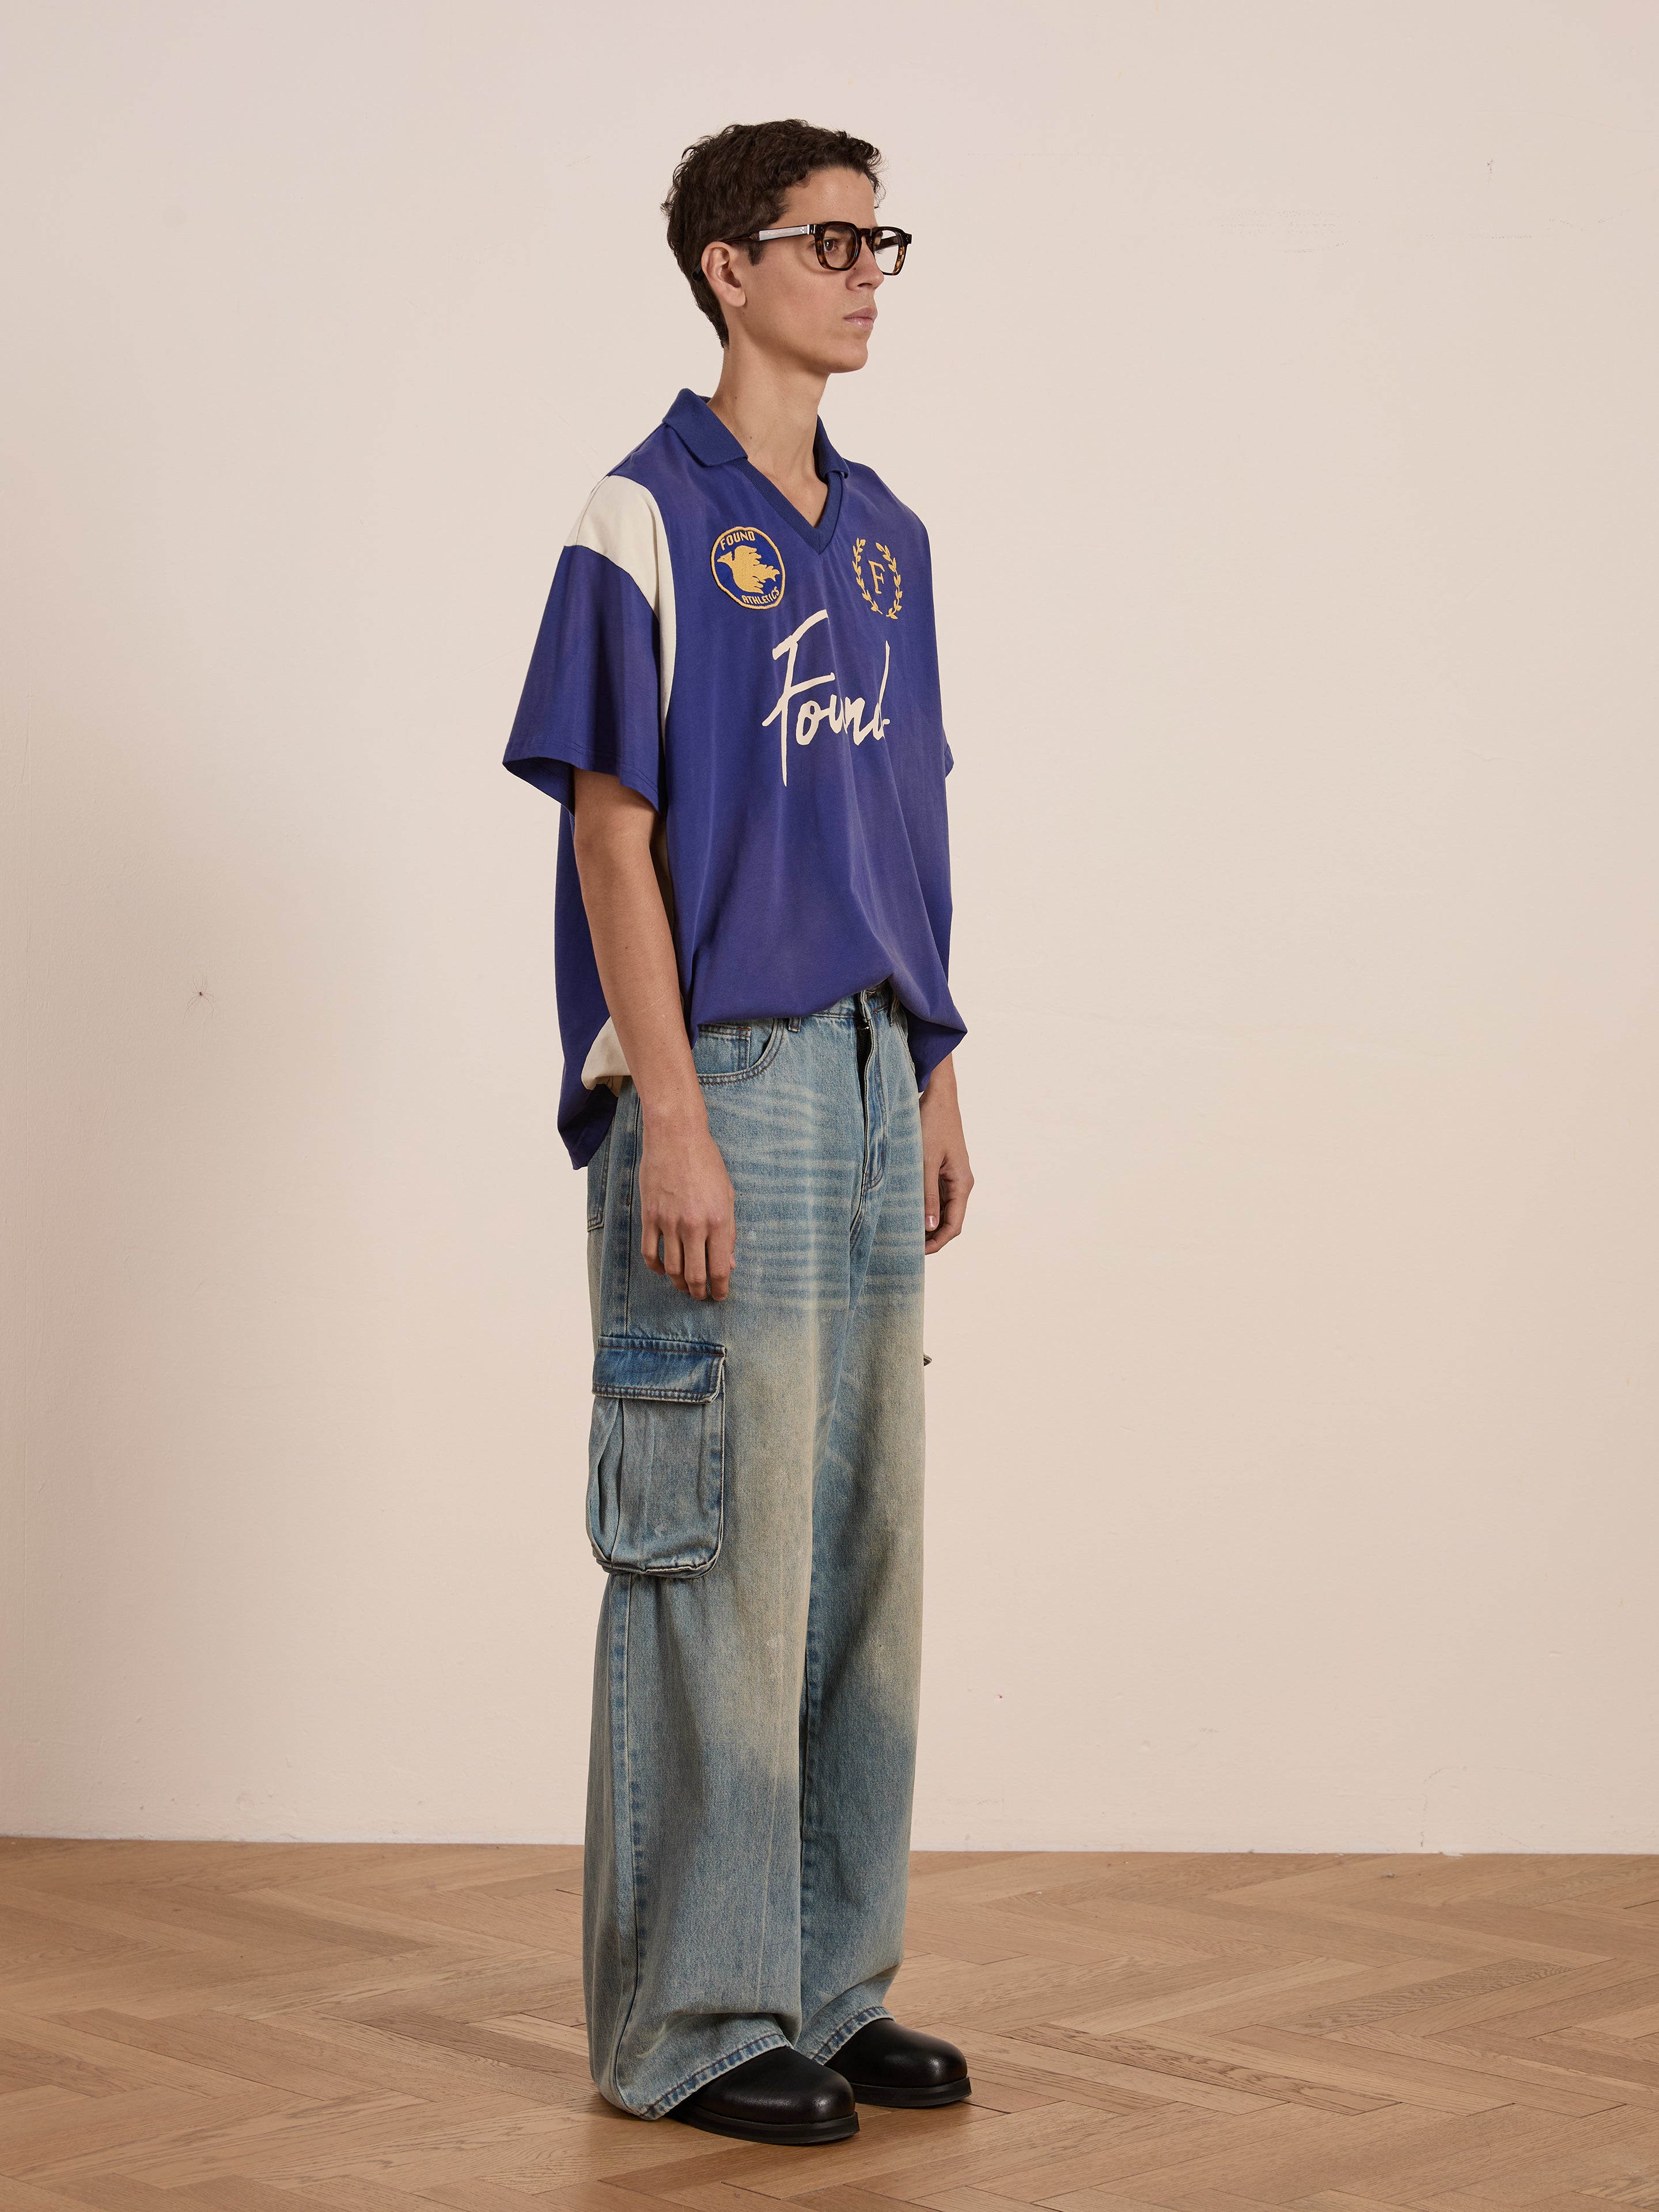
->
xmin=570 ymin=768 xmax=735 ymax=1302
xmin=919 ymin=1052 xmax=973 ymax=1255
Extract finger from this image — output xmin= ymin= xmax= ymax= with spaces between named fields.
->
xmin=708 ymin=1216 xmax=736 ymax=1302
xmin=922 ymin=1153 xmax=942 ymax=1238
xmin=943 ymin=1163 xmax=972 ymax=1235
xmin=925 ymin=1163 xmax=970 ymax=1253
xmin=641 ymin=1221 xmax=666 ymax=1276
xmin=682 ymin=1231 xmax=710 ymax=1301
xmin=659 ymin=1230 xmax=686 ymax=1293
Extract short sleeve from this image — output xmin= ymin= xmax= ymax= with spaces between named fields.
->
xmin=503 ymin=473 xmax=676 ymax=812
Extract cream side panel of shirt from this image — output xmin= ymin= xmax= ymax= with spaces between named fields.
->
xmin=570 ymin=474 xmax=676 ymax=1096
xmin=580 ymin=1022 xmax=631 ymax=1094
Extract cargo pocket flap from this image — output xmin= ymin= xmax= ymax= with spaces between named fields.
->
xmin=593 ymin=1335 xmax=725 ymax=1404
xmin=588 ymin=1334 xmax=726 ymax=1577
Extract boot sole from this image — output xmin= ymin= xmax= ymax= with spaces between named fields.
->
xmin=671 ymin=2103 xmax=859 ymax=2145
xmin=845 ymin=2074 xmax=973 ymax=2108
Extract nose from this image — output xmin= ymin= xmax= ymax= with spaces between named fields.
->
xmin=847 ymin=238 xmax=884 ymax=290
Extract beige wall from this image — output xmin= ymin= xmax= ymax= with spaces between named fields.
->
xmin=3 ymin=1 xmax=1656 ymax=1851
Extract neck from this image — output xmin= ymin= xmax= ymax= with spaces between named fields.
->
xmin=706 ymin=340 xmax=827 ymax=488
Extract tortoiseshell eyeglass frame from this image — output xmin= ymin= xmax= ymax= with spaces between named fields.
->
xmin=732 ymin=221 xmax=911 ymax=274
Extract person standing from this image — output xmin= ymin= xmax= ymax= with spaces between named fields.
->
xmin=503 ymin=119 xmax=973 ymax=2148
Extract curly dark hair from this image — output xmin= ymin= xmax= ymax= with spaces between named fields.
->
xmin=662 ymin=119 xmax=883 ymax=346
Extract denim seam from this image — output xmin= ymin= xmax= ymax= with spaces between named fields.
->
xmin=587 ymin=1120 xmax=613 ymax=1233
xmin=594 ymin=1330 xmax=725 ymax=1381
xmin=798 ymin=1243 xmax=861 ymax=2068
xmin=598 ymin=1332 xmax=725 ymax=1351
xmin=797 ymin=1613 xmax=824 ymax=1972
xmin=862 ymin=1032 xmax=888 ymax=1197
xmin=600 ymin=1575 xmax=645 ymax=2105
xmin=635 ymin=2028 xmax=794 ymax=2121
xmin=849 ymin=1002 xmax=884 ymax=1238
xmin=592 ymin=1551 xmax=718 ymax=1579
xmin=618 ymin=1086 xmax=641 ymax=1338
xmin=806 ymin=2001 xmax=895 ymax=2067
xmin=596 ymin=1388 xmax=720 ymax=1404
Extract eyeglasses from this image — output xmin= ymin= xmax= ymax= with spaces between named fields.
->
xmin=733 ymin=221 xmax=911 ymax=274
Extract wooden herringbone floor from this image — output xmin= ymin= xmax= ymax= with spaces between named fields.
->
xmin=3 ymin=1844 xmax=1659 ymax=2206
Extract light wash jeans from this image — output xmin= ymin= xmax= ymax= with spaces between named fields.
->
xmin=579 ymin=980 xmax=925 ymax=2119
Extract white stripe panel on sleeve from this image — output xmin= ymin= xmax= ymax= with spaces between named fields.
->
xmin=566 ymin=473 xmax=676 ymax=733
xmin=566 ymin=472 xmax=677 ymax=1099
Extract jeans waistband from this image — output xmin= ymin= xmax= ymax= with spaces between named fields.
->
xmin=788 ymin=979 xmax=900 ymax=1029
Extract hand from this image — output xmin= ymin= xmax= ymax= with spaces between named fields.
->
xmin=639 ymin=1112 xmax=736 ymax=1300
xmin=919 ymin=1054 xmax=972 ymax=1256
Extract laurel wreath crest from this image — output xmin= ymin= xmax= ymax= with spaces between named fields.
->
xmin=852 ymin=535 xmax=903 ymax=620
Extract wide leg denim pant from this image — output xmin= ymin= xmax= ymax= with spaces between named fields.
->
xmin=579 ymin=981 xmax=925 ymax=2119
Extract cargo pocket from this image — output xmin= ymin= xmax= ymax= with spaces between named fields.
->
xmin=586 ymin=1333 xmax=727 ymax=1576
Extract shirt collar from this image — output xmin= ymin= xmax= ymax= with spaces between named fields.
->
xmin=815 ymin=418 xmax=850 ymax=479
xmin=664 ymin=387 xmax=850 ymax=479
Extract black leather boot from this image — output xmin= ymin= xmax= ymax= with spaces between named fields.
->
xmin=669 ymin=2046 xmax=859 ymax=2144
xmin=828 ymin=2018 xmax=972 ymax=2106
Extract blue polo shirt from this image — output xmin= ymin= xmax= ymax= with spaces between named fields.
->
xmin=504 ymin=388 xmax=964 ymax=1169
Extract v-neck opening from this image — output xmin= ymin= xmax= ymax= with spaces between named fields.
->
xmin=738 ymin=447 xmax=844 ymax=558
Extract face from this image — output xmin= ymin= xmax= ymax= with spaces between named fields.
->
xmin=701 ymin=167 xmax=885 ymax=374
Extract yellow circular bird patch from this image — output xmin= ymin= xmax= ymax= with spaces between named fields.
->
xmin=711 ymin=527 xmax=786 ymax=610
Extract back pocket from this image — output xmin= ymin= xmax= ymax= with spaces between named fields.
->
xmin=586 ymin=1333 xmax=726 ymax=1576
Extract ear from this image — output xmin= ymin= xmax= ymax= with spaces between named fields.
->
xmin=700 ymin=239 xmax=749 ymax=323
